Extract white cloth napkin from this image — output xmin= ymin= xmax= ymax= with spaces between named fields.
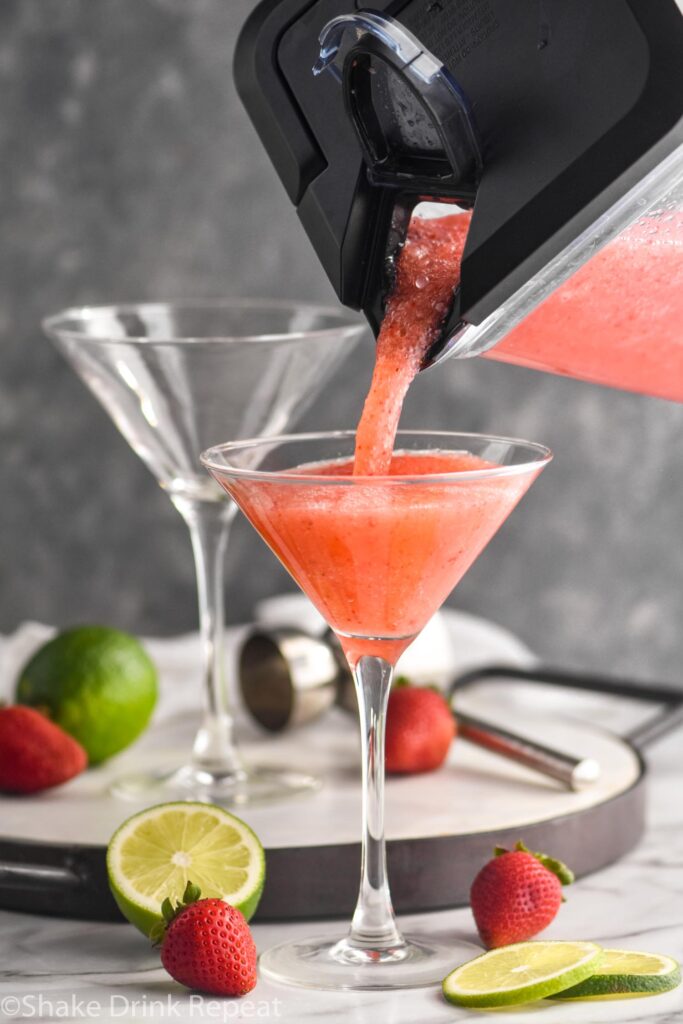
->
xmin=0 ymin=599 xmax=534 ymax=725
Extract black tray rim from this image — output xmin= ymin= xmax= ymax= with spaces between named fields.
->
xmin=0 ymin=749 xmax=647 ymax=923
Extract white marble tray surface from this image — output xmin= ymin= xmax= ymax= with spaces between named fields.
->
xmin=0 ymin=605 xmax=643 ymax=847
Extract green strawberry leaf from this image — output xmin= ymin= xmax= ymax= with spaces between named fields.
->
xmin=513 ymin=840 xmax=575 ymax=886
xmin=161 ymin=896 xmax=175 ymax=923
xmin=152 ymin=880 xmax=204 ymax=946
xmin=491 ymin=841 xmax=573 ymax=886
xmin=182 ymin=881 xmax=202 ymax=905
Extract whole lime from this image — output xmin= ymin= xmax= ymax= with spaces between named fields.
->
xmin=16 ymin=626 xmax=157 ymax=765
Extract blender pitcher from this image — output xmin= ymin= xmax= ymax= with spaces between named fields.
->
xmin=234 ymin=0 xmax=683 ymax=400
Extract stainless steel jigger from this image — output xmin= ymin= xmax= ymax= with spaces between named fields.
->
xmin=237 ymin=626 xmax=601 ymax=792
xmin=239 ymin=627 xmax=342 ymax=731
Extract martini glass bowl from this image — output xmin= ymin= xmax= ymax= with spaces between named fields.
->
xmin=202 ymin=429 xmax=551 ymax=989
xmin=44 ymin=300 xmax=364 ymax=805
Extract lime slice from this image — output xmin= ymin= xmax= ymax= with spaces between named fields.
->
xmin=107 ymin=802 xmax=265 ymax=937
xmin=442 ymin=940 xmax=603 ymax=1008
xmin=551 ymin=949 xmax=681 ymax=1000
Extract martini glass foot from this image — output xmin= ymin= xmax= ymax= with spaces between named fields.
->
xmin=259 ymin=933 xmax=477 ymax=990
xmin=109 ymin=762 xmax=320 ymax=806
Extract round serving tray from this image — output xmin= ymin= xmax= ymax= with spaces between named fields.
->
xmin=0 ymin=610 xmax=654 ymax=923
xmin=0 ymin=694 xmax=645 ymax=922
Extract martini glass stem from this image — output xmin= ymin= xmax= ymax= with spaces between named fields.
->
xmin=174 ymin=497 xmax=242 ymax=778
xmin=348 ymin=654 xmax=403 ymax=949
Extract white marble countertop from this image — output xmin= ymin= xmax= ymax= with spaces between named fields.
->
xmin=0 ymin=726 xmax=681 ymax=1023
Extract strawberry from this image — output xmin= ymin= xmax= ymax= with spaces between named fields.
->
xmin=470 ymin=840 xmax=574 ymax=949
xmin=156 ymin=882 xmax=257 ymax=997
xmin=0 ymin=705 xmax=87 ymax=793
xmin=385 ymin=681 xmax=455 ymax=774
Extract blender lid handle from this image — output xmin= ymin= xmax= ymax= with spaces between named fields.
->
xmin=314 ymin=11 xmax=440 ymax=81
xmin=313 ymin=11 xmax=482 ymax=192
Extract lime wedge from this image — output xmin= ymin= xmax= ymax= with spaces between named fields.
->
xmin=107 ymin=802 xmax=265 ymax=937
xmin=442 ymin=940 xmax=603 ymax=1008
xmin=551 ymin=949 xmax=681 ymax=1000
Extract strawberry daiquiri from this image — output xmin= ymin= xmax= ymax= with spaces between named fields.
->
xmin=224 ymin=212 xmax=533 ymax=663
xmin=487 ymin=210 xmax=683 ymax=401
xmin=354 ymin=214 xmax=470 ymax=475
xmin=228 ymin=450 xmax=535 ymax=665
xmin=357 ymin=204 xmax=683 ymax=446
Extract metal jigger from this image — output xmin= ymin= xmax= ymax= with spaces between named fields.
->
xmin=237 ymin=625 xmax=601 ymax=791
xmin=239 ymin=627 xmax=344 ymax=731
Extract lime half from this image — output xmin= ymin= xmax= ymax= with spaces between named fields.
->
xmin=551 ymin=949 xmax=681 ymax=1000
xmin=443 ymin=940 xmax=603 ymax=1008
xmin=17 ymin=626 xmax=157 ymax=764
xmin=107 ymin=802 xmax=265 ymax=937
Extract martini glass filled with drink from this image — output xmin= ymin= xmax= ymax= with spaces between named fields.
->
xmin=44 ymin=300 xmax=364 ymax=805
xmin=202 ymin=430 xmax=550 ymax=989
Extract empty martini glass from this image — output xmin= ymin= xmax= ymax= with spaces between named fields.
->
xmin=201 ymin=430 xmax=551 ymax=989
xmin=44 ymin=301 xmax=364 ymax=805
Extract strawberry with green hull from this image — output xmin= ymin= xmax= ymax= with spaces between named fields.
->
xmin=470 ymin=841 xmax=574 ymax=949
xmin=154 ymin=882 xmax=257 ymax=997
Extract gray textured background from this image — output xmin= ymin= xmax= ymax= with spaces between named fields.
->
xmin=3 ymin=0 xmax=683 ymax=682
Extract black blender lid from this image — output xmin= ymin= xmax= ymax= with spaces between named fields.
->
xmin=235 ymin=0 xmax=683 ymax=341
